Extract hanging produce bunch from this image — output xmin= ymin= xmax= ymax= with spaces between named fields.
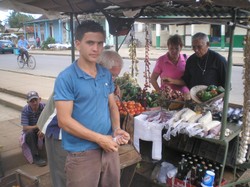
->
xmin=143 ymin=24 xmax=151 ymax=89
xmin=128 ymin=27 xmax=139 ymax=78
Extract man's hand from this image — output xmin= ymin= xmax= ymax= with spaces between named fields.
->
xmin=98 ymin=135 xmax=119 ymax=152
xmin=37 ymin=130 xmax=44 ymax=139
xmin=113 ymin=128 xmax=130 ymax=145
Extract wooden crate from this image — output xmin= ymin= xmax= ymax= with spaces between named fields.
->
xmin=0 ymin=169 xmax=39 ymax=187
xmin=119 ymin=144 xmax=142 ymax=187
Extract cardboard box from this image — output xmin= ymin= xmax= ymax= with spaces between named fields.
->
xmin=167 ymin=177 xmax=195 ymax=187
xmin=167 ymin=178 xmax=227 ymax=187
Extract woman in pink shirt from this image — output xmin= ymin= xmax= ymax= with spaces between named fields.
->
xmin=150 ymin=34 xmax=190 ymax=99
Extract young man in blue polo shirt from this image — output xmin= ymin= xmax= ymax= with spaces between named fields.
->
xmin=54 ymin=20 xmax=130 ymax=187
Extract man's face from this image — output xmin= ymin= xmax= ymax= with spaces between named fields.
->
xmin=192 ymin=39 xmax=209 ymax=58
xmin=75 ymin=32 xmax=105 ymax=63
xmin=109 ymin=66 xmax=122 ymax=81
xmin=28 ymin=98 xmax=41 ymax=111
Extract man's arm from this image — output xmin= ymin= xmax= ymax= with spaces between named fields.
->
xmin=55 ymin=100 xmax=119 ymax=152
xmin=108 ymin=93 xmax=130 ymax=144
xmin=23 ymin=125 xmax=39 ymax=132
xmin=21 ymin=108 xmax=39 ymax=132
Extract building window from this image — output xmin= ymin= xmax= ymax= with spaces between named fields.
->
xmin=210 ymin=25 xmax=221 ymax=43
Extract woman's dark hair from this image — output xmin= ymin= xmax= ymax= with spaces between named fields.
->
xmin=75 ymin=20 xmax=105 ymax=41
xmin=167 ymin=34 xmax=183 ymax=47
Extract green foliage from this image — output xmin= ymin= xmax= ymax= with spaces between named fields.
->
xmin=7 ymin=11 xmax=34 ymax=28
xmin=41 ymin=37 xmax=56 ymax=50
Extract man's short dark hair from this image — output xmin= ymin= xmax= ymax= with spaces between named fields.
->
xmin=75 ymin=20 xmax=105 ymax=41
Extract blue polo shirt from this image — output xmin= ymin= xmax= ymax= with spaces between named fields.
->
xmin=54 ymin=61 xmax=114 ymax=152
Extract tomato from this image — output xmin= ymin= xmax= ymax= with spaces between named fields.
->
xmin=127 ymin=104 xmax=134 ymax=109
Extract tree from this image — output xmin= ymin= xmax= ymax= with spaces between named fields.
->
xmin=7 ymin=11 xmax=34 ymax=29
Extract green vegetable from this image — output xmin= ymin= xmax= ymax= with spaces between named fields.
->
xmin=216 ymin=86 xmax=225 ymax=94
xmin=206 ymin=85 xmax=217 ymax=91
xmin=196 ymin=90 xmax=205 ymax=99
xmin=201 ymin=91 xmax=213 ymax=101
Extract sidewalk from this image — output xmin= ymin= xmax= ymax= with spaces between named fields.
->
xmin=29 ymin=46 xmax=244 ymax=66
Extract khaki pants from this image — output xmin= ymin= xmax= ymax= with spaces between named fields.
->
xmin=66 ymin=149 xmax=120 ymax=187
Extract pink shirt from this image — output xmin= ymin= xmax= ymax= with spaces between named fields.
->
xmin=153 ymin=53 xmax=189 ymax=93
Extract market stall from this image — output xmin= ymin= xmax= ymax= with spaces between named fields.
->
xmin=114 ymin=12 xmax=250 ymax=187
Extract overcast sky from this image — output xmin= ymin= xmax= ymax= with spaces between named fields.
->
xmin=0 ymin=10 xmax=41 ymax=24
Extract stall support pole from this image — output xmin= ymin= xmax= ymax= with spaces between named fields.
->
xmin=70 ymin=13 xmax=75 ymax=63
xmin=219 ymin=140 xmax=229 ymax=186
xmin=217 ymin=9 xmax=236 ymax=187
xmin=115 ymin=36 xmax=119 ymax=52
xmin=220 ymin=10 xmax=236 ymax=141
xmin=233 ymin=135 xmax=240 ymax=181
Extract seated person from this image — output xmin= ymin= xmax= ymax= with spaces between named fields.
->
xmin=20 ymin=91 xmax=46 ymax=167
xmin=18 ymin=35 xmax=30 ymax=61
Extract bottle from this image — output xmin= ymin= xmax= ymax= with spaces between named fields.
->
xmin=188 ymin=161 xmax=194 ymax=171
xmin=177 ymin=161 xmax=184 ymax=180
xmin=181 ymin=154 xmax=186 ymax=164
xmin=182 ymin=159 xmax=189 ymax=178
xmin=208 ymin=163 xmax=213 ymax=171
xmin=196 ymin=168 xmax=203 ymax=187
xmin=214 ymin=166 xmax=220 ymax=186
xmin=193 ymin=159 xmax=199 ymax=167
xmin=190 ymin=166 xmax=196 ymax=185
xmin=188 ymin=156 xmax=193 ymax=162
xmin=200 ymin=161 xmax=206 ymax=170
xmin=198 ymin=156 xmax=204 ymax=163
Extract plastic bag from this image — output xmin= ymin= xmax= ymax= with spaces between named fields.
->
xmin=157 ymin=162 xmax=177 ymax=183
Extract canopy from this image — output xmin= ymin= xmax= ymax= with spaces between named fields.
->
xmin=0 ymin=0 xmax=249 ymax=27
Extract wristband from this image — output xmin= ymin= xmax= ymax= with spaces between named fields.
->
xmin=113 ymin=127 xmax=121 ymax=133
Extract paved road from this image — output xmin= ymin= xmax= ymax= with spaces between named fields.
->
xmin=0 ymin=52 xmax=244 ymax=105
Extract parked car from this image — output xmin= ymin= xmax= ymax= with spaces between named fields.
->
xmin=0 ymin=40 xmax=15 ymax=54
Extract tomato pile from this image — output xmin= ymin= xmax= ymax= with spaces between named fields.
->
xmin=116 ymin=100 xmax=146 ymax=116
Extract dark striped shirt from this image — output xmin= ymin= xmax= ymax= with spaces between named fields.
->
xmin=21 ymin=103 xmax=45 ymax=126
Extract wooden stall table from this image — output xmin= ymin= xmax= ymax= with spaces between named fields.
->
xmin=119 ymin=144 xmax=142 ymax=187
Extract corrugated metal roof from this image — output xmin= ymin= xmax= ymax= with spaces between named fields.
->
xmin=0 ymin=0 xmax=249 ymax=26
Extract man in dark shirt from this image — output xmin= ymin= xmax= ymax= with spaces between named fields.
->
xmin=182 ymin=32 xmax=227 ymax=89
